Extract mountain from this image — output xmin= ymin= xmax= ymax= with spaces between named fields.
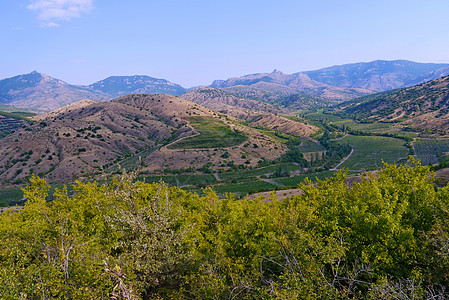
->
xmin=0 ymin=71 xmax=110 ymax=111
xmin=0 ymin=94 xmax=286 ymax=184
xmin=211 ymin=69 xmax=372 ymax=102
xmin=341 ymin=75 xmax=449 ymax=134
xmin=304 ymin=60 xmax=449 ymax=92
xmin=0 ymin=72 xmax=188 ymax=111
xmin=86 ymin=75 xmax=187 ymax=97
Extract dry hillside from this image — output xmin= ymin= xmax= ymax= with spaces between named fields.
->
xmin=0 ymin=94 xmax=286 ymax=184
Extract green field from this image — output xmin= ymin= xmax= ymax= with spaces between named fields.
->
xmin=272 ymin=171 xmax=338 ymax=187
xmin=209 ymin=180 xmax=277 ymax=197
xmin=139 ymin=174 xmax=217 ymax=187
xmin=0 ymin=182 xmax=74 ymax=207
xmin=0 ymin=187 xmax=24 ymax=207
xmin=218 ymin=163 xmax=302 ymax=180
xmin=331 ymin=119 xmax=392 ymax=133
xmin=336 ymin=135 xmax=408 ymax=170
xmin=414 ymin=138 xmax=449 ymax=165
xmin=168 ymin=116 xmax=247 ymax=149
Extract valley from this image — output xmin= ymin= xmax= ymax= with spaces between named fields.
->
xmin=1 ymin=62 xmax=449 ymax=207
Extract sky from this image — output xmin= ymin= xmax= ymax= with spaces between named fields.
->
xmin=1 ymin=0 xmax=449 ymax=87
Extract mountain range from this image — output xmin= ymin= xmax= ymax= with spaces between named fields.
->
xmin=0 ymin=60 xmax=448 ymax=112
xmin=303 ymin=60 xmax=449 ymax=92
xmin=0 ymin=72 xmax=186 ymax=111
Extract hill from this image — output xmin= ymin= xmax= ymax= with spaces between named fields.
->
xmin=211 ymin=69 xmax=372 ymax=102
xmin=341 ymin=75 xmax=449 ymax=134
xmin=86 ymin=75 xmax=187 ymax=97
xmin=304 ymin=60 xmax=449 ymax=92
xmin=0 ymin=94 xmax=286 ymax=184
xmin=180 ymin=87 xmax=286 ymax=115
xmin=180 ymin=87 xmax=318 ymax=136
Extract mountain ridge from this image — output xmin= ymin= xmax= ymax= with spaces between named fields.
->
xmin=303 ymin=60 xmax=449 ymax=92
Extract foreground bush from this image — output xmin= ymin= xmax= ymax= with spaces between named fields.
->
xmin=0 ymin=158 xmax=448 ymax=299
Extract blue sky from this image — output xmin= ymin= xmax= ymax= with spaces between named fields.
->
xmin=1 ymin=0 xmax=449 ymax=87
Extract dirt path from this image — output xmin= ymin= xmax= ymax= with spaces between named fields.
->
xmin=331 ymin=147 xmax=354 ymax=171
xmin=213 ymin=173 xmax=221 ymax=181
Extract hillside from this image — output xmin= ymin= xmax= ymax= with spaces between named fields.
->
xmin=341 ymin=75 xmax=449 ymax=134
xmin=180 ymin=87 xmax=318 ymax=136
xmin=212 ymin=69 xmax=372 ymax=102
xmin=304 ymin=60 xmax=449 ymax=92
xmin=279 ymin=93 xmax=337 ymax=109
xmin=180 ymin=87 xmax=285 ymax=115
xmin=0 ymin=94 xmax=286 ymax=184
xmin=86 ymin=75 xmax=187 ymax=97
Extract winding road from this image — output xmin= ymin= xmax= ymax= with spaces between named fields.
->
xmin=331 ymin=148 xmax=354 ymax=171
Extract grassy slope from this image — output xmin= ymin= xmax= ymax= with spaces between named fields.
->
xmin=168 ymin=116 xmax=247 ymax=149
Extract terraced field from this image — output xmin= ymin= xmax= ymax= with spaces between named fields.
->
xmin=414 ymin=139 xmax=449 ymax=165
xmin=335 ymin=135 xmax=408 ymax=170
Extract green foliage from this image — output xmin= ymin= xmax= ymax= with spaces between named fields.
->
xmin=1 ymin=159 xmax=449 ymax=298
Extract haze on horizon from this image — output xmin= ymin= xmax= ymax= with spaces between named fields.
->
xmin=1 ymin=0 xmax=449 ymax=88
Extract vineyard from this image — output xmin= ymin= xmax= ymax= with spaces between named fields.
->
xmin=414 ymin=138 xmax=449 ymax=165
xmin=335 ymin=135 xmax=409 ymax=170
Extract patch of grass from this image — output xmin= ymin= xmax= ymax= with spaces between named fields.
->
xmin=169 ymin=116 xmax=247 ymax=149
xmin=0 ymin=187 xmax=24 ymax=207
xmin=414 ymin=138 xmax=449 ymax=165
xmin=335 ymin=135 xmax=409 ymax=170
xmin=0 ymin=111 xmax=35 ymax=121
xmin=107 ymin=145 xmax=162 ymax=173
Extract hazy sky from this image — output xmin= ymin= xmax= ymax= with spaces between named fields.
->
xmin=1 ymin=0 xmax=449 ymax=87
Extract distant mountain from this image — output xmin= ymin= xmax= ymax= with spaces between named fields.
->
xmin=341 ymin=75 xmax=449 ymax=134
xmin=0 ymin=72 xmax=188 ymax=111
xmin=304 ymin=60 xmax=449 ymax=92
xmin=211 ymin=69 xmax=372 ymax=102
xmin=0 ymin=71 xmax=110 ymax=111
xmin=86 ymin=75 xmax=187 ymax=98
